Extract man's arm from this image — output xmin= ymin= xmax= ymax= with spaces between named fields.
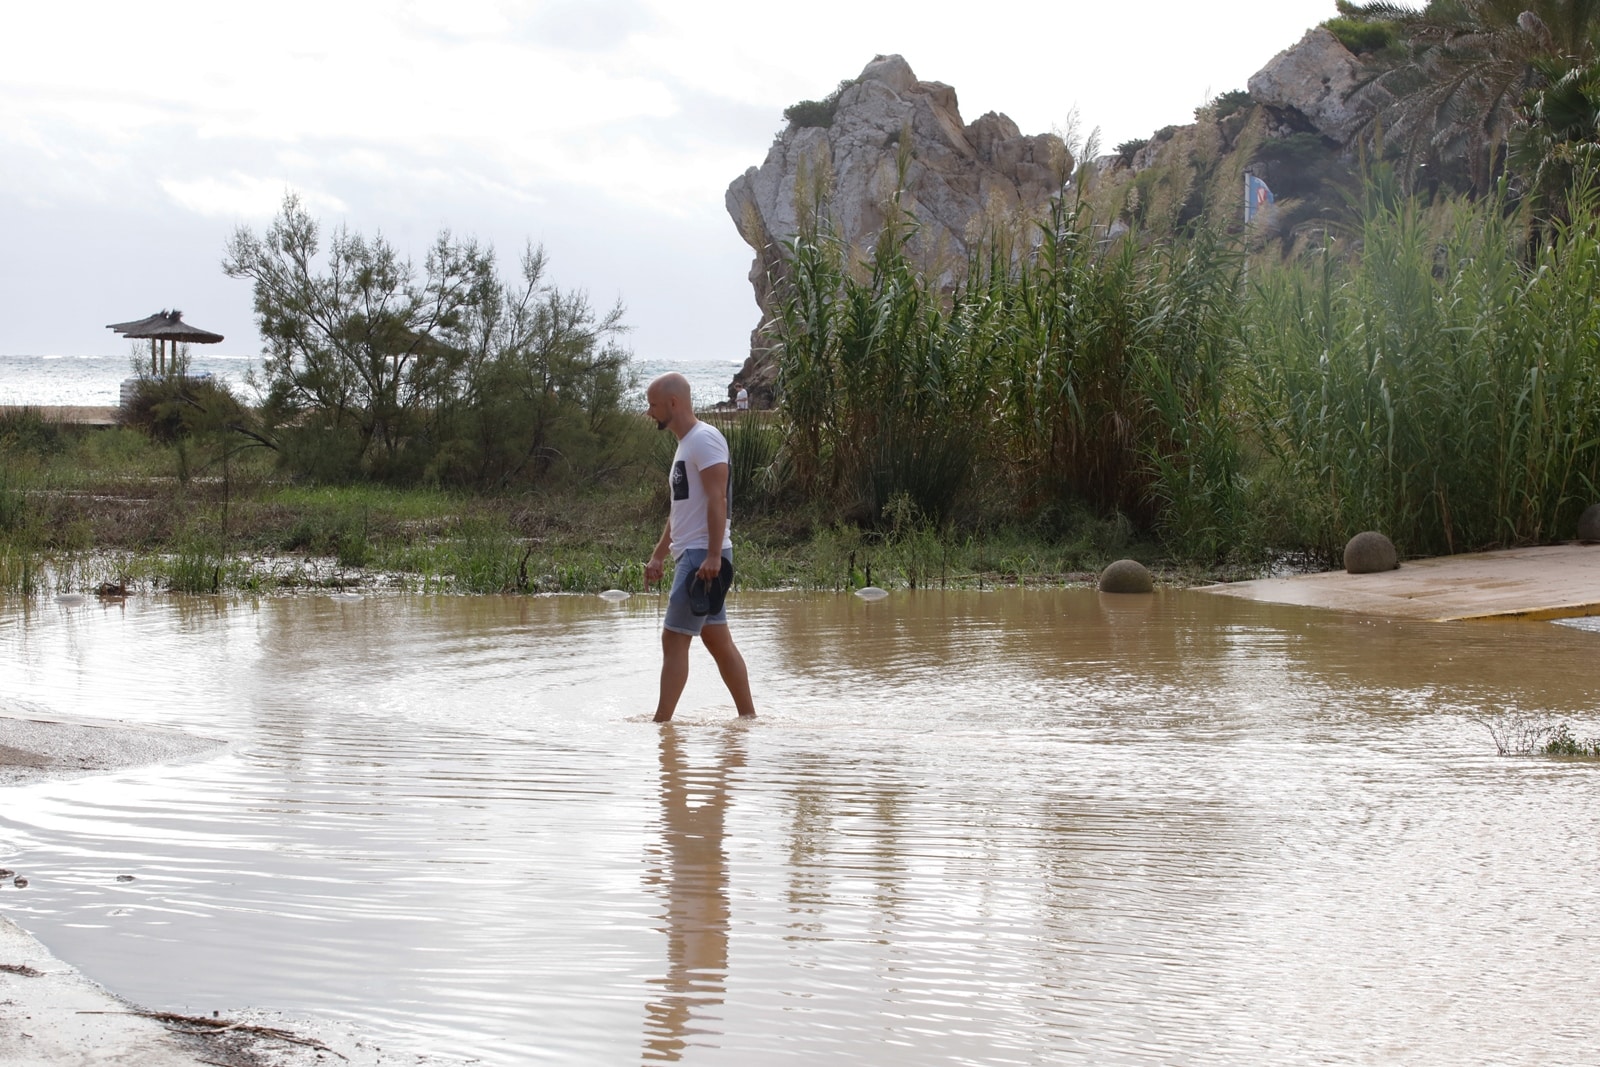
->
xmin=697 ymin=462 xmax=729 ymax=581
xmin=645 ymin=518 xmax=672 ymax=587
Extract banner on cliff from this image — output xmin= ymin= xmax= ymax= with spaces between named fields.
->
xmin=1245 ymin=174 xmax=1275 ymax=223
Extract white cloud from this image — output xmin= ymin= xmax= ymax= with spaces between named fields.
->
xmin=1 ymin=0 xmax=1346 ymax=361
xmin=159 ymin=173 xmax=346 ymax=218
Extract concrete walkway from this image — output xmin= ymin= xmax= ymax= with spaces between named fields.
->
xmin=1201 ymin=543 xmax=1600 ymax=621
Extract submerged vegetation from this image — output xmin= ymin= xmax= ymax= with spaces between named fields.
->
xmin=1473 ymin=713 xmax=1600 ymax=757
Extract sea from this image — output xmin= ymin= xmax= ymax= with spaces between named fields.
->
xmin=0 ymin=353 xmax=743 ymax=411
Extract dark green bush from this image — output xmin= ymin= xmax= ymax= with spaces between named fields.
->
xmin=1207 ymin=89 xmax=1253 ymax=121
xmin=121 ymin=375 xmax=248 ymax=444
xmin=783 ymin=80 xmax=856 ymax=129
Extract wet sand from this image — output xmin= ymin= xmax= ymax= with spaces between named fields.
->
xmin=0 ymin=712 xmax=225 ymax=788
xmin=1 ymin=713 xmax=250 ymax=1065
xmin=0 ymin=715 xmax=392 ymax=1066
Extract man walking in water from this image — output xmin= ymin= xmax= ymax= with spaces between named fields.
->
xmin=643 ymin=373 xmax=756 ymax=723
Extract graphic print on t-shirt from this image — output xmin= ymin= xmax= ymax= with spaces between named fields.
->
xmin=671 ymin=460 xmax=689 ymax=501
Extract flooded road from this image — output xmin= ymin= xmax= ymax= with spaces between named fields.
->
xmin=2 ymin=589 xmax=1598 ymax=1065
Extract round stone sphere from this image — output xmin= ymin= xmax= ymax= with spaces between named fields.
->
xmin=1098 ymin=559 xmax=1153 ymax=594
xmin=1344 ymin=531 xmax=1399 ymax=574
xmin=1578 ymin=503 xmax=1600 ymax=543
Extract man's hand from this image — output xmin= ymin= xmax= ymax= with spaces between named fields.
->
xmin=644 ymin=557 xmax=666 ymax=588
xmin=696 ymin=555 xmax=723 ymax=582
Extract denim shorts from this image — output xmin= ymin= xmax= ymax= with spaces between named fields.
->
xmin=663 ymin=548 xmax=731 ymax=636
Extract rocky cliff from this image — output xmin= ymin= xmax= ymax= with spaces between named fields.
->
xmin=723 ymin=35 xmax=1395 ymax=406
xmin=724 ymin=54 xmax=1068 ymax=406
xmin=1247 ymin=27 xmax=1389 ymax=143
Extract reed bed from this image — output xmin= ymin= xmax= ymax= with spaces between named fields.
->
xmin=1247 ymin=171 xmax=1600 ymax=557
xmin=765 ymin=167 xmax=1600 ymax=563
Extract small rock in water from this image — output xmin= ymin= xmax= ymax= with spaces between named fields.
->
xmin=598 ymin=589 xmax=631 ymax=601
xmin=13 ymin=877 xmax=28 ymax=888
xmin=116 ymin=874 xmax=136 ymax=882
xmin=0 ymin=869 xmax=12 ymax=879
xmin=1098 ymin=559 xmax=1153 ymax=594
xmin=854 ymin=586 xmax=889 ymax=600
xmin=96 ymin=581 xmax=128 ymax=597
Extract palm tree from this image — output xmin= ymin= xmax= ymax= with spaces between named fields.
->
xmin=1509 ymin=54 xmax=1600 ymax=207
xmin=1339 ymin=0 xmax=1600 ymax=194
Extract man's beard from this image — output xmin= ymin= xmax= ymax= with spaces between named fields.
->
xmin=654 ymin=418 xmax=668 ymax=430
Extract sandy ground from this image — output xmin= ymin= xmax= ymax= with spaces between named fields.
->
xmin=3 ymin=405 xmax=119 ymax=426
xmin=0 ymin=712 xmax=225 ymax=789
xmin=0 ymin=712 xmax=457 ymax=1066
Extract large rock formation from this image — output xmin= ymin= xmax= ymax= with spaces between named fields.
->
xmin=1247 ymin=27 xmax=1389 ymax=144
xmin=725 ymin=55 xmax=1068 ymax=406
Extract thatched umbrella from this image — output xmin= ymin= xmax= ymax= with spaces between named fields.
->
xmin=107 ymin=309 xmax=224 ymax=377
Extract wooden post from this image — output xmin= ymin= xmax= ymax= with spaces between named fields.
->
xmin=151 ymin=339 xmax=158 ymax=376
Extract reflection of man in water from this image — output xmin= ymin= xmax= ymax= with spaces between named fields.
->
xmin=643 ymin=373 xmax=756 ymax=723
xmin=642 ymin=727 xmax=742 ymax=1060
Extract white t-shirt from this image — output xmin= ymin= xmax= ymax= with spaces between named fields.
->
xmin=669 ymin=420 xmax=733 ymax=557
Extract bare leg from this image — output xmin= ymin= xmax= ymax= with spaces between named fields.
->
xmin=655 ymin=630 xmax=692 ymax=723
xmin=699 ymin=623 xmax=756 ymax=718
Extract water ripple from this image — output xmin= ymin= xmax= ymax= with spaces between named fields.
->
xmin=2 ymin=590 xmax=1598 ymax=1064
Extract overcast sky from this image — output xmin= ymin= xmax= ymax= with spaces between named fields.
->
xmin=2 ymin=0 xmax=1342 ymax=367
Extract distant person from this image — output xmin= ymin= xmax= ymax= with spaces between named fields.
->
xmin=642 ymin=373 xmax=756 ymax=723
xmin=735 ymin=386 xmax=749 ymax=411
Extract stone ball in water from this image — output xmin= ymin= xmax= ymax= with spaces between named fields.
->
xmin=598 ymin=589 xmax=631 ymax=601
xmin=1098 ymin=559 xmax=1153 ymax=594
xmin=1344 ymin=531 xmax=1399 ymax=573
xmin=1578 ymin=503 xmax=1600 ymax=543
xmin=854 ymin=586 xmax=889 ymax=600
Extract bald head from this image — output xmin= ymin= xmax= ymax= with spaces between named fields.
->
xmin=648 ymin=372 xmax=692 ymax=404
xmin=645 ymin=372 xmax=697 ymax=437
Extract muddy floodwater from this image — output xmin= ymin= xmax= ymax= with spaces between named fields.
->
xmin=2 ymin=589 xmax=1598 ymax=1065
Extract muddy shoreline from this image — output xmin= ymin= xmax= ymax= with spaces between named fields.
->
xmin=0 ymin=710 xmax=226 ymax=788
xmin=0 ymin=712 xmax=439 ymax=1065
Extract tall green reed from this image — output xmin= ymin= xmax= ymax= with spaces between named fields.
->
xmin=771 ymin=161 xmax=992 ymax=527
xmin=991 ymin=196 xmax=1246 ymax=556
xmin=1245 ymin=167 xmax=1600 ymax=555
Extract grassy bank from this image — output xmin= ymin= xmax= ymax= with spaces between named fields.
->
xmin=0 ymin=408 xmax=1183 ymax=599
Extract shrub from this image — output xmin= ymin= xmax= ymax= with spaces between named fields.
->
xmin=0 ymin=406 xmax=65 ymax=458
xmin=1200 ymin=89 xmax=1253 ymax=122
xmin=783 ymin=80 xmax=856 ymax=129
xmin=121 ymin=375 xmax=248 ymax=444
